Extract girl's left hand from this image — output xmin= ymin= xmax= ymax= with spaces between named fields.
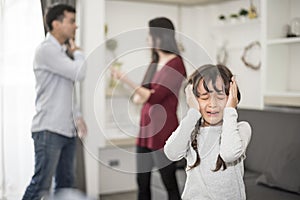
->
xmin=226 ymin=76 xmax=239 ymax=108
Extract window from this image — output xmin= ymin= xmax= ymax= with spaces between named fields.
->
xmin=0 ymin=0 xmax=44 ymax=199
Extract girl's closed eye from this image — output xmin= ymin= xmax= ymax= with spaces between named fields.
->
xmin=199 ymin=92 xmax=225 ymax=100
xmin=199 ymin=91 xmax=209 ymax=100
xmin=217 ymin=93 xmax=226 ymax=100
xmin=200 ymin=95 xmax=209 ymax=100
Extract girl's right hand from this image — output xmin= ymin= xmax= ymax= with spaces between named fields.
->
xmin=185 ymin=84 xmax=199 ymax=111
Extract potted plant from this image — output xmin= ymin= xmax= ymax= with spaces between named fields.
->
xmin=229 ymin=13 xmax=238 ymax=24
xmin=218 ymin=14 xmax=226 ymax=25
xmin=239 ymin=8 xmax=248 ymax=22
xmin=219 ymin=15 xmax=226 ymax=21
xmin=248 ymin=0 xmax=258 ymax=19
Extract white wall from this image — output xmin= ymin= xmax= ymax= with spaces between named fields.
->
xmin=79 ymin=0 xmax=105 ymax=198
xmin=105 ymin=1 xmax=214 ymax=74
xmin=105 ymin=0 xmax=263 ymax=109
xmin=208 ymin=0 xmax=262 ymax=108
xmin=187 ymin=0 xmax=263 ymax=108
xmin=106 ymin=1 xmax=179 ymax=35
xmin=104 ymin=1 xmax=217 ymax=126
xmin=105 ymin=1 xmax=180 ymax=80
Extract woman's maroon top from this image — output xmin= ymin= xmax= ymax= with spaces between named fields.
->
xmin=137 ymin=56 xmax=186 ymax=150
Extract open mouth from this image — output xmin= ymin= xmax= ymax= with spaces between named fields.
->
xmin=207 ymin=111 xmax=219 ymax=116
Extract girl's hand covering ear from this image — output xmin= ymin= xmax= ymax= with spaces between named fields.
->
xmin=226 ymin=77 xmax=239 ymax=108
xmin=185 ymin=84 xmax=199 ymax=111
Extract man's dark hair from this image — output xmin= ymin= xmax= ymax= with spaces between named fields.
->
xmin=45 ymin=3 xmax=76 ymax=31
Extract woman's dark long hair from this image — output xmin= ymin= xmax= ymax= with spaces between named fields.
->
xmin=188 ymin=64 xmax=241 ymax=171
xmin=141 ymin=17 xmax=180 ymax=88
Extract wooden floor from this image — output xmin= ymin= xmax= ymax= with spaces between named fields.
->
xmin=100 ymin=191 xmax=137 ymax=200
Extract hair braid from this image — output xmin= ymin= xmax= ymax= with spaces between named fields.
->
xmin=213 ymin=155 xmax=227 ymax=171
xmin=188 ymin=117 xmax=202 ymax=170
xmin=188 ymin=117 xmax=227 ymax=171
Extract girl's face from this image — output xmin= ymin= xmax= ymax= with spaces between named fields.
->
xmin=196 ymin=76 xmax=228 ymax=127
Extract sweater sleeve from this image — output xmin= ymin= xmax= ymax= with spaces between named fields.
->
xmin=219 ymin=107 xmax=252 ymax=163
xmin=164 ymin=108 xmax=201 ymax=161
xmin=37 ymin=43 xmax=86 ymax=82
xmin=147 ymin=58 xmax=186 ymax=104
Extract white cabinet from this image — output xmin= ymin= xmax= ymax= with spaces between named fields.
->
xmin=99 ymin=142 xmax=137 ymax=195
xmin=262 ymin=0 xmax=300 ymax=107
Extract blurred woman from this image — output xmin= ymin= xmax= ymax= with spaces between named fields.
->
xmin=112 ymin=17 xmax=186 ymax=200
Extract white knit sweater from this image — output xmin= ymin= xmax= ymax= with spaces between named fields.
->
xmin=164 ymin=108 xmax=252 ymax=200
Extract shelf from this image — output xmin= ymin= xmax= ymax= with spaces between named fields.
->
xmin=264 ymin=92 xmax=300 ymax=107
xmin=267 ymin=37 xmax=300 ymax=45
xmin=105 ymin=137 xmax=135 ymax=148
xmin=213 ymin=18 xmax=260 ymax=29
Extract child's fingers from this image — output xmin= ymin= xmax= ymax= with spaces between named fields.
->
xmin=184 ymin=84 xmax=193 ymax=94
xmin=231 ymin=77 xmax=239 ymax=103
xmin=231 ymin=77 xmax=237 ymax=95
xmin=229 ymin=81 xmax=233 ymax=97
xmin=184 ymin=84 xmax=199 ymax=110
xmin=232 ymin=81 xmax=236 ymax=96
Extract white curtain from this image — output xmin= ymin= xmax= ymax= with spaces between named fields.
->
xmin=0 ymin=0 xmax=44 ymax=199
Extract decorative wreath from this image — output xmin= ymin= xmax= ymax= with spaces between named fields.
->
xmin=241 ymin=41 xmax=261 ymax=70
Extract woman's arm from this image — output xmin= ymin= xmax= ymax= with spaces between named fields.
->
xmin=111 ymin=57 xmax=185 ymax=105
xmin=111 ymin=68 xmax=153 ymax=104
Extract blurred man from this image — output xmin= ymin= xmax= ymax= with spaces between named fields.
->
xmin=22 ymin=4 xmax=87 ymax=200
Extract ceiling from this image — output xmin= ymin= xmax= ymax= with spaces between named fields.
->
xmin=107 ymin=0 xmax=236 ymax=6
